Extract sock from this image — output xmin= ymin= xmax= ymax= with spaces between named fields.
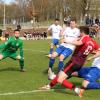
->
xmin=58 ymin=61 xmax=64 ymax=72
xmin=62 ymin=79 xmax=74 ymax=90
xmin=49 ymin=76 xmax=58 ymax=87
xmin=19 ymin=58 xmax=24 ymax=70
xmin=49 ymin=48 xmax=53 ymax=54
xmin=49 ymin=58 xmax=55 ymax=69
xmin=87 ymin=82 xmax=100 ymax=89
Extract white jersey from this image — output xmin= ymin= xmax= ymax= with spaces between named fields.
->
xmin=61 ymin=27 xmax=80 ymax=50
xmin=92 ymin=56 xmax=100 ymax=69
xmin=48 ymin=24 xmax=62 ymax=39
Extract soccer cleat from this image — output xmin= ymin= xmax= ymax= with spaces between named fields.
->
xmin=48 ymin=68 xmax=56 ymax=80
xmin=78 ymin=89 xmax=85 ymax=98
xmin=39 ymin=84 xmax=51 ymax=90
xmin=74 ymin=87 xmax=85 ymax=98
xmin=48 ymin=72 xmax=56 ymax=80
xmin=46 ymin=54 xmax=52 ymax=58
xmin=20 ymin=69 xmax=26 ymax=72
xmin=74 ymin=87 xmax=80 ymax=94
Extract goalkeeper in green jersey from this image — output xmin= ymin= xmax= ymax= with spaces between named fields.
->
xmin=0 ymin=29 xmax=25 ymax=72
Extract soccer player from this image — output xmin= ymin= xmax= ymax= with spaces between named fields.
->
xmin=0 ymin=29 xmax=25 ymax=72
xmin=47 ymin=18 xmax=62 ymax=58
xmin=72 ymin=50 xmax=100 ymax=97
xmin=48 ymin=18 xmax=80 ymax=79
xmin=40 ymin=26 xmax=99 ymax=97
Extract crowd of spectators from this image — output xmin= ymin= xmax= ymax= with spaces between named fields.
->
xmin=85 ymin=17 xmax=100 ymax=39
xmin=23 ymin=31 xmax=47 ymax=40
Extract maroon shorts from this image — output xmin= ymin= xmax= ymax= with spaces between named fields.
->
xmin=63 ymin=60 xmax=81 ymax=77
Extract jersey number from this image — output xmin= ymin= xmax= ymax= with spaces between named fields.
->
xmin=83 ymin=46 xmax=93 ymax=55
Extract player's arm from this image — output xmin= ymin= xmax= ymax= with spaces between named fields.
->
xmin=63 ymin=38 xmax=82 ymax=45
xmin=70 ymin=39 xmax=83 ymax=46
xmin=47 ymin=25 xmax=52 ymax=34
xmin=59 ymin=26 xmax=63 ymax=37
xmin=60 ymin=28 xmax=66 ymax=41
xmin=0 ymin=38 xmax=11 ymax=49
xmin=87 ymin=50 xmax=100 ymax=61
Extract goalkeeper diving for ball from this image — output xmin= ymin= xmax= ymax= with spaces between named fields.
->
xmin=0 ymin=29 xmax=25 ymax=72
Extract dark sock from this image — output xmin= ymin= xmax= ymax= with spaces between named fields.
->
xmin=49 ymin=58 xmax=55 ymax=69
xmin=49 ymin=48 xmax=53 ymax=54
xmin=58 ymin=61 xmax=64 ymax=72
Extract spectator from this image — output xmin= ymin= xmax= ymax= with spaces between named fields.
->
xmin=0 ymin=29 xmax=3 ymax=37
xmin=95 ymin=17 xmax=99 ymax=24
xmin=90 ymin=17 xmax=94 ymax=26
xmin=43 ymin=32 xmax=47 ymax=39
xmin=85 ymin=16 xmax=90 ymax=26
xmin=5 ymin=31 xmax=9 ymax=40
xmin=17 ymin=24 xmax=21 ymax=30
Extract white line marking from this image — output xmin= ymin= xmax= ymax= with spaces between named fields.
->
xmin=0 ymin=89 xmax=64 ymax=96
xmin=24 ymin=49 xmax=47 ymax=53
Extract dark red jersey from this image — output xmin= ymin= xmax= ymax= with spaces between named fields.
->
xmin=71 ymin=35 xmax=99 ymax=66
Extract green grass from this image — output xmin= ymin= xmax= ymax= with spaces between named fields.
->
xmin=0 ymin=39 xmax=100 ymax=100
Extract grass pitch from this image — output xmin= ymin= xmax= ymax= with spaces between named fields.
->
xmin=0 ymin=39 xmax=100 ymax=100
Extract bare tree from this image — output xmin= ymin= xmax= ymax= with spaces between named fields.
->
xmin=0 ymin=0 xmax=98 ymax=25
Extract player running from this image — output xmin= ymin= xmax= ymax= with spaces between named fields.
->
xmin=48 ymin=18 xmax=80 ymax=79
xmin=0 ymin=29 xmax=25 ymax=72
xmin=46 ymin=18 xmax=62 ymax=58
xmin=40 ymin=26 xmax=99 ymax=97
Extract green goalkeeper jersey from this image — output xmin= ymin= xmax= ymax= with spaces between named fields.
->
xmin=0 ymin=37 xmax=23 ymax=58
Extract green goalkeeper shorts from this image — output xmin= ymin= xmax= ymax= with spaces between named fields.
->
xmin=1 ymin=51 xmax=18 ymax=60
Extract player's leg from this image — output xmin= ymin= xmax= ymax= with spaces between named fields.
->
xmin=47 ymin=43 xmax=54 ymax=58
xmin=42 ymin=62 xmax=71 ymax=89
xmin=57 ymin=61 xmax=84 ymax=97
xmin=17 ymin=56 xmax=25 ymax=72
xmin=43 ymin=61 xmax=78 ymax=90
xmin=78 ymin=67 xmax=100 ymax=97
xmin=48 ymin=52 xmax=58 ymax=69
xmin=48 ymin=45 xmax=63 ymax=71
xmin=0 ymin=51 xmax=8 ymax=60
xmin=58 ymin=54 xmax=65 ymax=72
xmin=41 ymin=61 xmax=80 ymax=93
xmin=48 ymin=39 xmax=59 ymax=58
xmin=0 ymin=54 xmax=4 ymax=60
xmin=57 ymin=61 xmax=76 ymax=89
xmin=58 ymin=48 xmax=73 ymax=72
xmin=41 ymin=70 xmax=68 ymax=90
xmin=56 ymin=44 xmax=59 ymax=48
xmin=47 ymin=39 xmax=56 ymax=57
xmin=48 ymin=51 xmax=59 ymax=80
xmin=58 ymin=70 xmax=74 ymax=88
xmin=82 ymin=67 xmax=100 ymax=89
xmin=10 ymin=53 xmax=25 ymax=72
xmin=73 ymin=67 xmax=91 ymax=78
xmin=55 ymin=39 xmax=59 ymax=48
xmin=40 ymin=61 xmax=72 ymax=90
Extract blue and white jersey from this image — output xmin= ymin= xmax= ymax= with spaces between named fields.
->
xmin=61 ymin=27 xmax=80 ymax=50
xmin=92 ymin=56 xmax=100 ymax=69
xmin=48 ymin=24 xmax=62 ymax=39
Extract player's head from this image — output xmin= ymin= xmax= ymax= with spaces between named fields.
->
xmin=70 ymin=18 xmax=77 ymax=28
xmin=14 ymin=29 xmax=20 ymax=38
xmin=54 ymin=18 xmax=60 ymax=25
xmin=79 ymin=26 xmax=89 ymax=35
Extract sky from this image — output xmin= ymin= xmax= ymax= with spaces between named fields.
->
xmin=5 ymin=0 xmax=15 ymax=4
